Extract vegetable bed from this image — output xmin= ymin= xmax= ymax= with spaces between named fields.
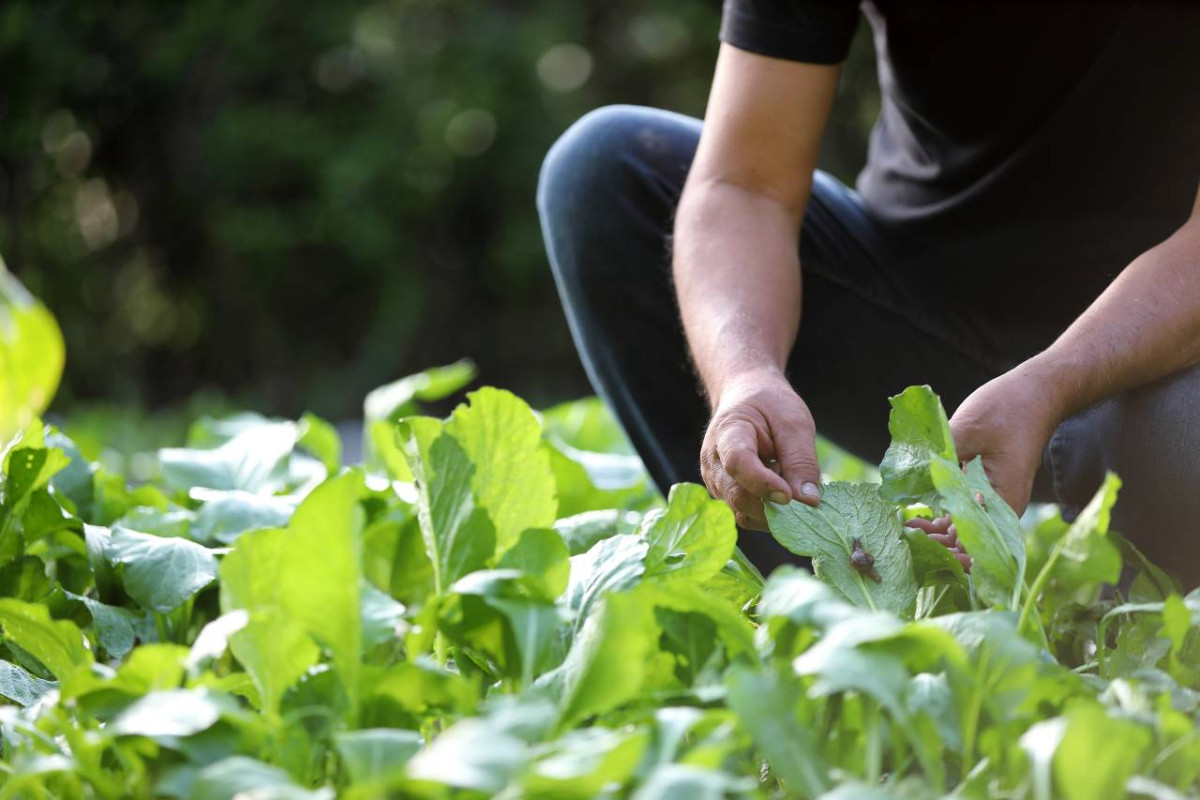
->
xmin=0 ymin=275 xmax=1198 ymax=799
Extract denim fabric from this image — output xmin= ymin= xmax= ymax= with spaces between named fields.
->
xmin=538 ymin=105 xmax=1199 ymax=584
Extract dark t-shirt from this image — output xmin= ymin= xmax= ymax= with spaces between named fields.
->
xmin=720 ymin=1 xmax=1200 ymax=357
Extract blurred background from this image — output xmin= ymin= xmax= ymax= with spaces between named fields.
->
xmin=0 ymin=1 xmax=879 ymax=430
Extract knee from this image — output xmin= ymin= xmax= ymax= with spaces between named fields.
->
xmin=537 ymin=104 xmax=686 ymax=230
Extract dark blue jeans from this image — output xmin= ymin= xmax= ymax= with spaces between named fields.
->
xmin=538 ymin=105 xmax=1200 ymax=584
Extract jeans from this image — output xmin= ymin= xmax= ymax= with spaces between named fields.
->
xmin=537 ymin=105 xmax=1200 ymax=585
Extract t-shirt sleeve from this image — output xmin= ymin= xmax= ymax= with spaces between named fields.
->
xmin=719 ymin=0 xmax=861 ymax=65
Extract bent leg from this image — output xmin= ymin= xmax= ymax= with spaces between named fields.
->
xmin=537 ymin=106 xmax=1011 ymax=575
xmin=1049 ymin=366 xmax=1200 ymax=588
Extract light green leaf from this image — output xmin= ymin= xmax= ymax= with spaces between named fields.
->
xmin=444 ymin=387 xmax=557 ymax=554
xmin=929 ymin=456 xmax=1022 ymax=607
xmin=642 ymin=583 xmax=756 ymax=660
xmin=1052 ymin=704 xmax=1153 ymax=800
xmin=159 ymin=420 xmax=297 ymax=494
xmin=766 ymin=482 xmax=916 ymax=615
xmin=190 ymin=756 xmax=334 ymax=800
xmin=335 ymin=728 xmax=423 ymax=785
xmin=398 ymin=416 xmax=496 ymax=594
xmin=554 ymin=509 xmax=622 ymax=556
xmin=0 ymin=442 xmax=71 ymax=565
xmin=363 ymin=359 xmax=475 ymax=477
xmin=631 ymin=764 xmax=752 ymax=800
xmin=524 ymin=727 xmax=648 ymax=799
xmin=564 ymin=533 xmax=647 ymax=629
xmin=554 ymin=590 xmax=658 ymax=730
xmin=297 ymin=412 xmax=341 ymax=473
xmin=498 ymin=527 xmax=571 ymax=600
xmin=640 ymin=483 xmax=736 ymax=586
xmin=111 ymin=688 xmax=227 ymax=738
xmin=106 ymin=526 xmax=219 ymax=613
xmin=361 ymin=580 xmax=407 ymax=649
xmin=406 ymin=698 xmax=555 ymax=793
xmin=62 ymin=590 xmax=148 ymax=659
xmin=0 ymin=659 xmax=56 ymax=706
xmin=0 ymin=598 xmax=92 ymax=679
xmin=191 ymin=490 xmax=298 ymax=545
xmin=219 ymin=527 xmax=321 ymax=714
xmin=1041 ymin=472 xmax=1122 ymax=589
xmin=0 ymin=262 xmax=64 ymax=444
xmin=879 ymin=385 xmax=956 ymax=504
xmin=276 ymin=471 xmax=365 ymax=703
xmin=726 ymin=667 xmax=829 ymax=796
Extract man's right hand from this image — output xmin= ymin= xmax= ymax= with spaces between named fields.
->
xmin=700 ymin=368 xmax=822 ymax=531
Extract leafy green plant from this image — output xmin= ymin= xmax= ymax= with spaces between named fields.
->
xmin=0 ymin=314 xmax=1197 ymax=797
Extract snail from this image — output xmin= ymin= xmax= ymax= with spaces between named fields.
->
xmin=850 ymin=537 xmax=882 ymax=583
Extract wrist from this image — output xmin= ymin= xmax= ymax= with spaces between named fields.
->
xmin=1009 ymin=352 xmax=1084 ymax=434
xmin=708 ymin=362 xmax=789 ymax=410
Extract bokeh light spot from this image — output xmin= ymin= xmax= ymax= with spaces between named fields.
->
xmin=445 ymin=109 xmax=496 ymax=157
xmin=537 ymin=43 xmax=593 ymax=93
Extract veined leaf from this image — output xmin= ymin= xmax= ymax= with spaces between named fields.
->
xmin=640 ymin=483 xmax=736 ymax=586
xmin=879 ymin=385 xmax=956 ymax=505
xmin=444 ymin=387 xmax=557 ymax=555
xmin=106 ymin=526 xmax=219 ymax=613
xmin=0 ymin=263 xmax=64 ymax=444
xmin=0 ymin=598 xmax=92 ymax=680
xmin=766 ymin=482 xmax=917 ymax=616
xmin=398 ymin=416 xmax=495 ymax=594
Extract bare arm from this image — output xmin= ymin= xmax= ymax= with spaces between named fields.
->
xmin=1030 ymin=193 xmax=1200 ymax=414
xmin=951 ymin=184 xmax=1200 ymax=514
xmin=674 ymin=44 xmax=840 ymax=528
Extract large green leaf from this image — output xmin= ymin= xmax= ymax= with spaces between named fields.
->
xmin=564 ymin=533 xmax=647 ymax=630
xmin=1052 ymin=705 xmax=1153 ymax=800
xmin=640 ymin=483 xmax=736 ymax=586
xmin=0 ymin=658 xmax=56 ymax=706
xmin=190 ymin=756 xmax=334 ymax=800
xmin=879 ymin=385 xmax=956 ymax=505
xmin=398 ymin=416 xmax=495 ymax=594
xmin=110 ymin=688 xmax=228 ymax=738
xmin=0 ymin=599 xmax=92 ymax=680
xmin=221 ymin=472 xmax=365 ymax=715
xmin=191 ymin=490 xmax=298 ymax=545
xmin=362 ymin=359 xmax=476 ymax=479
xmin=159 ymin=420 xmax=297 ymax=494
xmin=0 ymin=263 xmax=64 ymax=444
xmin=766 ymin=482 xmax=917 ymax=615
xmin=334 ymin=728 xmax=423 ymax=786
xmin=929 ymin=456 xmax=1023 ymax=608
xmin=523 ymin=726 xmax=648 ymax=799
xmin=406 ymin=698 xmax=555 ymax=793
xmin=0 ymin=437 xmax=71 ymax=565
xmin=444 ymin=387 xmax=557 ymax=554
xmin=552 ymin=590 xmax=658 ymax=730
xmin=106 ymin=526 xmax=219 ymax=613
xmin=726 ymin=667 xmax=829 ymax=796
xmin=219 ymin=526 xmax=321 ymax=714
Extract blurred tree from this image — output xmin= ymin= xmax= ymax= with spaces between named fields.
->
xmin=0 ymin=0 xmax=877 ymax=419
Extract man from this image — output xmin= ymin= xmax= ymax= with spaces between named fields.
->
xmin=538 ymin=1 xmax=1200 ymax=584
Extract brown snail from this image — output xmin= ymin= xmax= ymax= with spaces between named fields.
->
xmin=850 ymin=538 xmax=882 ymax=583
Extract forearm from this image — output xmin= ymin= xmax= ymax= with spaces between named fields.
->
xmin=673 ymin=179 xmax=805 ymax=406
xmin=1025 ymin=217 xmax=1200 ymax=420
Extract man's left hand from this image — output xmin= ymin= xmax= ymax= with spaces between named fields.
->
xmin=948 ymin=364 xmax=1065 ymax=517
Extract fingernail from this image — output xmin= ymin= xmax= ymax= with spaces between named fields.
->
xmin=801 ymin=482 xmax=821 ymax=500
xmin=768 ymin=491 xmax=790 ymax=505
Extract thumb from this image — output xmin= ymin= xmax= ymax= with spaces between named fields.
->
xmin=774 ymin=427 xmax=822 ymax=507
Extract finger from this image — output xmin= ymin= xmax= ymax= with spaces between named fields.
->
xmin=954 ymin=551 xmax=972 ymax=572
xmin=928 ymin=533 xmax=956 ymax=549
xmin=715 ymin=420 xmax=792 ymax=504
xmin=904 ymin=516 xmax=952 ymax=534
xmin=728 ymin=485 xmax=768 ymax=528
xmin=709 ymin=463 xmax=769 ymax=526
xmin=769 ymin=417 xmax=822 ymax=507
